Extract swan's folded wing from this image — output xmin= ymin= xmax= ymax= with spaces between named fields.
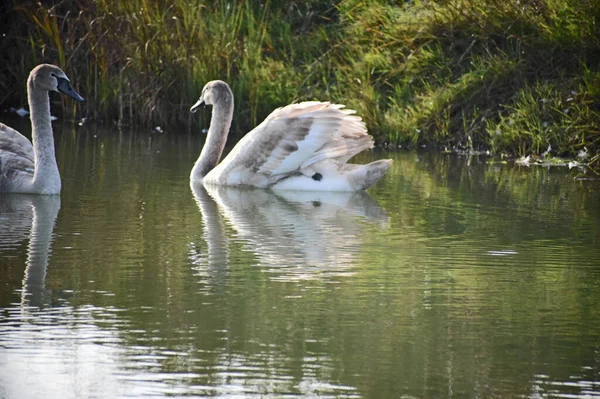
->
xmin=0 ymin=123 xmax=35 ymax=179
xmin=220 ymin=102 xmax=372 ymax=182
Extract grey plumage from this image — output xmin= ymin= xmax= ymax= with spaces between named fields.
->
xmin=0 ymin=124 xmax=35 ymax=190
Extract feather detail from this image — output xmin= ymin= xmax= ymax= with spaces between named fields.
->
xmin=0 ymin=124 xmax=36 ymax=188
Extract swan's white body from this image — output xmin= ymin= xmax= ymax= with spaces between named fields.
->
xmin=190 ymin=81 xmax=391 ymax=191
xmin=0 ymin=64 xmax=83 ymax=194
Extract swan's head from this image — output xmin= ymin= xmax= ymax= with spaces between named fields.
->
xmin=190 ymin=80 xmax=232 ymax=113
xmin=29 ymin=64 xmax=84 ymax=102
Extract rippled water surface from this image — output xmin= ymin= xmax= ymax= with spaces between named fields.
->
xmin=1 ymin=122 xmax=599 ymax=398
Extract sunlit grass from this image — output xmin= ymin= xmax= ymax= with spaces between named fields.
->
xmin=0 ymin=0 xmax=598 ymax=169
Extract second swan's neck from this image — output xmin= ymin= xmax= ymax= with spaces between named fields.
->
xmin=191 ymin=97 xmax=234 ymax=182
xmin=28 ymin=79 xmax=61 ymax=193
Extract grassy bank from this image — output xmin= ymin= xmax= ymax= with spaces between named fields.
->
xmin=1 ymin=0 xmax=599 ymax=170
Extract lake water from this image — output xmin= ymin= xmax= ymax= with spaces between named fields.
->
xmin=1 ymin=121 xmax=599 ymax=398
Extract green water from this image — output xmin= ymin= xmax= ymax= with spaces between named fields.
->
xmin=1 ymin=122 xmax=599 ymax=398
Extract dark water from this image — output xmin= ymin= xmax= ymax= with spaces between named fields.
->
xmin=1 ymin=122 xmax=599 ymax=398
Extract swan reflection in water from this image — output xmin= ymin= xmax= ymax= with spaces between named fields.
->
xmin=190 ymin=184 xmax=389 ymax=281
xmin=0 ymin=195 xmax=60 ymax=307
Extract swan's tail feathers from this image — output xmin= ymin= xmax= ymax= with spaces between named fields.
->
xmin=344 ymin=159 xmax=393 ymax=191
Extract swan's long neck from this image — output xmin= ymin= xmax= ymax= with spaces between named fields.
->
xmin=191 ymin=96 xmax=234 ymax=181
xmin=28 ymin=79 xmax=61 ymax=193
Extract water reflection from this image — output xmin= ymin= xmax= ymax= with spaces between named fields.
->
xmin=190 ymin=184 xmax=389 ymax=280
xmin=0 ymin=194 xmax=60 ymax=307
xmin=1 ymin=125 xmax=599 ymax=398
xmin=188 ymin=184 xmax=230 ymax=284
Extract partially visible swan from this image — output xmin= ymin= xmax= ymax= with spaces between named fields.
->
xmin=190 ymin=80 xmax=391 ymax=191
xmin=0 ymin=64 xmax=84 ymax=194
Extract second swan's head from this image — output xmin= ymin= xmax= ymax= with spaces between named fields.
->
xmin=28 ymin=64 xmax=84 ymax=103
xmin=190 ymin=80 xmax=233 ymax=113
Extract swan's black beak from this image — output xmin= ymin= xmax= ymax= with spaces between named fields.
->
xmin=57 ymin=77 xmax=84 ymax=103
xmin=190 ymin=98 xmax=205 ymax=113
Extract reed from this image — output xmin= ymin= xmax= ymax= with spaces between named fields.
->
xmin=1 ymin=0 xmax=598 ymax=169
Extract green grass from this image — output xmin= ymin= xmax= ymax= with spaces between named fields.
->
xmin=0 ymin=0 xmax=598 ymax=170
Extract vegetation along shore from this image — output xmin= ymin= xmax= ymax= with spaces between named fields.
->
xmin=1 ymin=0 xmax=598 ymax=171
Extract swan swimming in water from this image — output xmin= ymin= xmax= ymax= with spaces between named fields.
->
xmin=190 ymin=80 xmax=391 ymax=191
xmin=0 ymin=64 xmax=84 ymax=194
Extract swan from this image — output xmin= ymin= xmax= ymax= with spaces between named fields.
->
xmin=190 ymin=80 xmax=392 ymax=191
xmin=0 ymin=64 xmax=84 ymax=194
